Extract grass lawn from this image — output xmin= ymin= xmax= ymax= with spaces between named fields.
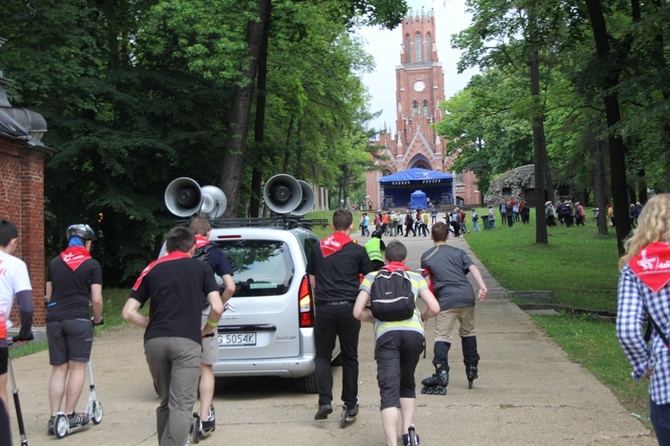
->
xmin=464 ymin=212 xmax=651 ymax=425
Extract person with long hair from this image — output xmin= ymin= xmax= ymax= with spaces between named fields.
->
xmin=616 ymin=194 xmax=670 ymax=445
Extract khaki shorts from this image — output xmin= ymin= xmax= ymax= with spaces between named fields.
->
xmin=433 ymin=306 xmax=476 ymax=343
xmin=201 ymin=313 xmax=219 ymax=365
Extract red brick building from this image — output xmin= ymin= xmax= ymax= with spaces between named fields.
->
xmin=1 ymin=37 xmax=54 ymax=327
xmin=366 ymin=8 xmax=479 ymax=210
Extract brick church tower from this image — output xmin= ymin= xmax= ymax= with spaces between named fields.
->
xmin=365 ymin=7 xmax=480 ymax=210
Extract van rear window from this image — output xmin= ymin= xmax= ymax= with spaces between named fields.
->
xmin=213 ymin=240 xmax=294 ymax=297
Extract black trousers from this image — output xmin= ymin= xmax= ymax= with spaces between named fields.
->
xmin=314 ymin=303 xmax=361 ymax=408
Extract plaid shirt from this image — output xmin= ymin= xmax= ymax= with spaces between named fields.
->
xmin=617 ymin=264 xmax=670 ymax=404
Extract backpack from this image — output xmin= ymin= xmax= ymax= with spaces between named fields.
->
xmin=193 ymin=243 xmax=220 ymax=305
xmin=193 ymin=243 xmax=215 ymax=266
xmin=369 ymin=268 xmax=415 ymax=322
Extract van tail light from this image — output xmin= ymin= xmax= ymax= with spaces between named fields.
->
xmin=298 ymin=275 xmax=315 ymax=328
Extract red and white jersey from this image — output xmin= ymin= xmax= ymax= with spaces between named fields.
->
xmin=0 ymin=250 xmax=32 ymax=338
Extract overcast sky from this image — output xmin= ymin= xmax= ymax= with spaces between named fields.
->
xmin=355 ymin=0 xmax=478 ymax=133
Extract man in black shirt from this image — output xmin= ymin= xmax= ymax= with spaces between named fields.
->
xmin=123 ymin=226 xmax=223 ymax=446
xmin=307 ymin=210 xmax=373 ymax=421
xmin=45 ymin=224 xmax=103 ymax=433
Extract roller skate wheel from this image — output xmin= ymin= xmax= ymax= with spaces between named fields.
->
xmin=340 ymin=407 xmax=347 ymax=428
xmin=55 ymin=414 xmax=69 ymax=439
xmin=438 ymin=386 xmax=447 ymax=395
xmin=421 ymin=387 xmax=428 ymax=394
xmin=92 ymin=400 xmax=104 ymax=424
xmin=468 ymin=380 xmax=473 ymax=389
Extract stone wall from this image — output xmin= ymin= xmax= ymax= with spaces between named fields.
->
xmin=485 ymin=164 xmax=536 ymax=206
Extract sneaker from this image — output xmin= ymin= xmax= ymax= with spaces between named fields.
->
xmin=346 ymin=403 xmax=359 ymax=418
xmin=201 ymin=405 xmax=215 ymax=433
xmin=67 ymin=412 xmax=90 ymax=428
xmin=201 ymin=417 xmax=215 ymax=433
xmin=47 ymin=416 xmax=55 ymax=435
xmin=314 ymin=404 xmax=333 ymax=420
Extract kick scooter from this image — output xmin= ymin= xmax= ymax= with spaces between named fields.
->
xmin=8 ymin=340 xmax=29 ymax=446
xmin=53 ymin=360 xmax=104 ymax=438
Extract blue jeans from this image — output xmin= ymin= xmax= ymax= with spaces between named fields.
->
xmin=651 ymin=399 xmax=670 ymax=445
xmin=314 ymin=303 xmax=360 ymax=408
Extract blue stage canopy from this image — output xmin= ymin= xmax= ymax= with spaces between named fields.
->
xmin=379 ymin=168 xmax=452 ymax=185
xmin=379 ymin=168 xmax=454 ymax=209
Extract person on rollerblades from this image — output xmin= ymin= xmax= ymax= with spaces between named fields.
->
xmin=354 ymin=241 xmax=440 ymax=446
xmin=420 ymin=222 xmax=488 ymax=393
xmin=307 ymin=210 xmax=373 ymax=422
xmin=45 ymin=224 xmax=104 ymax=434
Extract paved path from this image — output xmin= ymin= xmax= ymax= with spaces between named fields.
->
xmin=6 ymin=234 xmax=656 ymax=445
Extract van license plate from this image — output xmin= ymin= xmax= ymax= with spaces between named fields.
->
xmin=219 ymin=333 xmax=257 ymax=347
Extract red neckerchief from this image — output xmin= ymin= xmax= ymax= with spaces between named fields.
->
xmin=195 ymin=235 xmax=210 ymax=249
xmin=383 ymin=261 xmax=410 ymax=272
xmin=629 ymin=242 xmax=670 ymax=292
xmin=60 ymin=247 xmax=92 ymax=272
xmin=320 ymin=232 xmax=352 ymax=257
xmin=132 ymin=251 xmax=190 ymax=291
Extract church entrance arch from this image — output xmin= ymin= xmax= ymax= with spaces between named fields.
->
xmin=408 ymin=154 xmax=432 ymax=171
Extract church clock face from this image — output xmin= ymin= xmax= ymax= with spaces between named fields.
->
xmin=413 ymin=80 xmax=426 ymax=92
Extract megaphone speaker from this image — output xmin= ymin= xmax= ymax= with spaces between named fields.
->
xmin=200 ymin=185 xmax=227 ymax=219
xmin=165 ymin=177 xmax=203 ymax=217
xmin=264 ymin=174 xmax=303 ymax=214
xmin=292 ymin=180 xmax=315 ymax=216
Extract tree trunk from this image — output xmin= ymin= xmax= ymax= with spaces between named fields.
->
xmin=589 ymin=120 xmax=608 ymax=235
xmin=585 ymin=0 xmax=631 ymax=255
xmin=220 ymin=0 xmax=271 ymax=217
xmin=248 ymin=6 xmax=272 ymax=219
xmin=529 ymin=46 xmax=548 ymax=244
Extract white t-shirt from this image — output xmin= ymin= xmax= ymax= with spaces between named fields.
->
xmin=0 ymin=250 xmax=32 ymax=331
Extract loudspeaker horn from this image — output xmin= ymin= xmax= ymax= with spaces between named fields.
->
xmin=200 ymin=185 xmax=227 ymax=219
xmin=292 ymin=180 xmax=315 ymax=216
xmin=164 ymin=177 xmax=203 ymax=217
xmin=264 ymin=174 xmax=303 ymax=214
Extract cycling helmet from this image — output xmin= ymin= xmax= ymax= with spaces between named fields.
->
xmin=66 ymin=224 xmax=96 ymax=241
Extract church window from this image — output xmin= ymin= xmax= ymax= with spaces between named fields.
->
xmin=426 ymin=33 xmax=432 ymax=61
xmin=405 ymin=34 xmax=411 ymax=63
xmin=412 ymin=101 xmax=419 ymax=116
xmin=423 ymin=100 xmax=429 ymax=115
xmin=415 ymin=33 xmax=422 ymax=62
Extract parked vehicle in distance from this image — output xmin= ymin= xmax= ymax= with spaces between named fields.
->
xmin=159 ymin=219 xmax=335 ymax=392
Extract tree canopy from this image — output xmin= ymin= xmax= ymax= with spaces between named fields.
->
xmin=1 ymin=0 xmax=405 ymax=283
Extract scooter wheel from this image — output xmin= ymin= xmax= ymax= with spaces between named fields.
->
xmin=191 ymin=413 xmax=201 ymax=444
xmin=92 ymin=400 xmax=104 ymax=424
xmin=55 ymin=414 xmax=69 ymax=439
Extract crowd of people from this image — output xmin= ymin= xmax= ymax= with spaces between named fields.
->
xmin=360 ymin=205 xmax=488 ymax=241
xmin=311 ymin=209 xmax=487 ymax=446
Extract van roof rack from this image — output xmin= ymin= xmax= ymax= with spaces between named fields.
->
xmin=175 ymin=216 xmax=330 ymax=230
